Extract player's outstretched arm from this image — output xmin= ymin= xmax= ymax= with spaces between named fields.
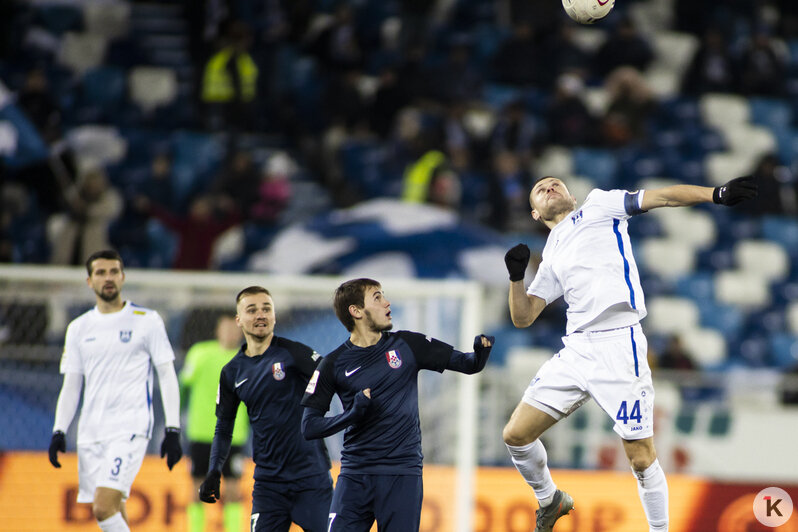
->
xmin=155 ymin=361 xmax=182 ymax=469
xmin=641 ymin=176 xmax=758 ymax=210
xmin=301 ymin=389 xmax=371 ymax=440
xmin=446 ymin=335 xmax=495 ymax=374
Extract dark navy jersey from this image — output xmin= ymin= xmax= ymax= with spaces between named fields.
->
xmin=301 ymin=330 xmax=452 ymax=475
xmin=217 ymin=336 xmax=331 ymax=481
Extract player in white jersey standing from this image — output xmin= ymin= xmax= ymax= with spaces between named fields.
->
xmin=502 ymin=175 xmax=757 ymax=532
xmin=49 ymin=249 xmax=183 ymax=532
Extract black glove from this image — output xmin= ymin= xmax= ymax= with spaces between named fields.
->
xmin=160 ymin=427 xmax=183 ymax=470
xmin=713 ymin=176 xmax=758 ymax=206
xmin=473 ymin=335 xmax=495 ymax=357
xmin=49 ymin=431 xmax=65 ymax=468
xmin=198 ymin=470 xmax=221 ymax=503
xmin=504 ymin=244 xmax=531 ymax=282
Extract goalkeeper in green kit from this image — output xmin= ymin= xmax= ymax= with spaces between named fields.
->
xmin=181 ymin=314 xmax=250 ymax=532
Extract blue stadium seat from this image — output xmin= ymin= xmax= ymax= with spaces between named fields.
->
xmin=170 ymin=131 xmax=224 ymax=207
xmin=79 ymin=66 xmax=126 ymax=121
xmin=482 ymin=83 xmax=522 ymax=111
xmin=571 ymin=148 xmax=617 ymax=189
xmin=769 ymin=333 xmax=798 ymax=369
xmin=675 ymin=272 xmax=715 ymax=302
xmin=749 ymin=98 xmax=793 ymax=131
xmin=35 ymin=4 xmax=83 ymax=35
xmin=761 ymin=215 xmax=798 ymax=259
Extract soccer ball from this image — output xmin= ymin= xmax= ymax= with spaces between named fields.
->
xmin=562 ymin=0 xmax=615 ymax=24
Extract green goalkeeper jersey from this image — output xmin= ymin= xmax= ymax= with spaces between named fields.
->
xmin=180 ymin=340 xmax=249 ymax=444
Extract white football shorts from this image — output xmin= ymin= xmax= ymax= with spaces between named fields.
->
xmin=522 ymin=323 xmax=655 ymax=440
xmin=76 ymin=435 xmax=149 ymax=503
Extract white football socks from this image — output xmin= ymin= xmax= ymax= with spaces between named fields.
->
xmin=98 ymin=512 xmax=130 ymax=532
xmin=633 ymin=459 xmax=669 ymax=532
xmin=506 ymin=440 xmax=557 ymax=507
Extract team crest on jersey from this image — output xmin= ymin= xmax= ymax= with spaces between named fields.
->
xmin=385 ymin=349 xmax=402 ymax=369
xmin=119 ymin=330 xmax=132 ymax=343
xmin=272 ymin=362 xmax=286 ymax=381
xmin=571 ymin=209 xmax=583 ymax=225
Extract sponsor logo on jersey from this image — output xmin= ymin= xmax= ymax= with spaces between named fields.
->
xmin=311 ymin=351 xmax=321 ymax=361
xmin=345 ymin=366 xmax=361 ymax=377
xmin=85 ymin=337 xmax=96 ymax=342
xmin=119 ymin=330 xmax=132 ymax=343
xmin=235 ymin=378 xmax=248 ymax=388
xmin=133 ymin=310 xmax=146 ymax=315
xmin=305 ymin=370 xmax=320 ymax=394
xmin=386 ymin=349 xmax=402 ymax=369
xmin=272 ymin=362 xmax=286 ymax=381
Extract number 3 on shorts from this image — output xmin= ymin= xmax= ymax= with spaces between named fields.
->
xmin=616 ymin=400 xmax=642 ymax=424
xmin=327 ymin=512 xmax=336 ymax=532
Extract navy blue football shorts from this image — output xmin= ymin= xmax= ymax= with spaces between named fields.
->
xmin=251 ymin=472 xmax=333 ymax=532
xmin=328 ymin=473 xmax=423 ymax=532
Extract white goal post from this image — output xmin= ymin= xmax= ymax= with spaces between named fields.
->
xmin=0 ymin=265 xmax=483 ymax=532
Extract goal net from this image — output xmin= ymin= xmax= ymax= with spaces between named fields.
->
xmin=0 ymin=265 xmax=483 ymax=531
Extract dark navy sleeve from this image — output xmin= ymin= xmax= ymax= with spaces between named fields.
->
xmin=302 ymin=390 xmax=370 ymax=440
xmin=279 ymin=337 xmax=322 ymax=378
xmin=397 ymin=331 xmax=453 ymax=373
xmin=300 ymin=352 xmax=337 ymax=412
xmin=624 ymin=190 xmax=648 ymax=216
xmin=215 ymin=363 xmax=241 ymax=420
xmin=208 ymin=363 xmax=238 ymax=473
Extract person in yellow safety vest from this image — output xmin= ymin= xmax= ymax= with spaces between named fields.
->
xmin=201 ymin=21 xmax=258 ymax=131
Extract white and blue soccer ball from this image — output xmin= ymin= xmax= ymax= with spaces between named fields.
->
xmin=562 ymin=0 xmax=615 ymax=24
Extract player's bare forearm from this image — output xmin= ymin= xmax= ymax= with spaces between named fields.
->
xmin=640 ymin=185 xmax=714 ymax=210
xmin=509 ymin=284 xmax=545 ymax=328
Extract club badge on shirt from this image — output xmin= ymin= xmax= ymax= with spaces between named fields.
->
xmin=386 ymin=349 xmax=402 ymax=369
xmin=119 ymin=330 xmax=132 ymax=343
xmin=272 ymin=362 xmax=286 ymax=380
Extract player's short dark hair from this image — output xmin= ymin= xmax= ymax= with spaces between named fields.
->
xmin=86 ymin=249 xmax=124 ymax=275
xmin=235 ymin=286 xmax=271 ymax=305
xmin=334 ymin=278 xmax=381 ymax=332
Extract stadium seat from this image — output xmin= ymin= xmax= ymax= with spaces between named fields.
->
xmin=83 ymin=2 xmax=131 ymax=40
xmin=640 ymin=238 xmax=696 ymax=280
xmin=571 ymin=148 xmax=617 ymax=189
xmin=536 ymin=146 xmax=574 ymax=179
xmin=721 ymin=124 xmax=777 ymax=159
xmin=769 ymin=334 xmax=798 ymax=369
xmin=733 ymin=239 xmax=789 ymax=282
xmin=650 ymin=208 xmax=716 ymax=249
xmin=57 ymin=32 xmax=108 ymax=76
xmin=80 ymin=66 xmax=126 ymax=120
xmin=749 ymin=98 xmax=793 ymax=131
xmin=788 ymin=301 xmax=798 ymax=334
xmin=680 ymin=327 xmax=727 ymax=368
xmin=65 ymin=125 xmax=128 ymax=169
xmin=714 ymin=270 xmax=771 ymax=309
xmin=761 ymin=216 xmax=798 ymax=259
xmin=646 ymin=296 xmax=700 ymax=334
xmin=699 ymin=93 xmax=750 ymax=129
xmin=695 ymin=299 xmax=745 ymax=340
xmin=128 ymin=66 xmax=178 ymax=113
xmin=675 ymin=272 xmax=715 ymax=301
xmin=704 ymin=151 xmax=758 ymax=187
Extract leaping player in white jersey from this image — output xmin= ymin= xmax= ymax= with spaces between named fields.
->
xmin=49 ymin=249 xmax=183 ymax=532
xmin=502 ymin=175 xmax=758 ymax=532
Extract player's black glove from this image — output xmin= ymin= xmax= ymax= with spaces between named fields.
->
xmin=713 ymin=175 xmax=758 ymax=206
xmin=198 ymin=470 xmax=221 ymax=503
xmin=504 ymin=244 xmax=531 ymax=282
xmin=473 ymin=335 xmax=495 ymax=357
xmin=160 ymin=427 xmax=183 ymax=470
xmin=49 ymin=430 xmax=65 ymax=468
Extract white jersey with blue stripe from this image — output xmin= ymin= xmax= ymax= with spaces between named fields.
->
xmin=527 ymin=188 xmax=647 ymax=335
xmin=60 ymin=301 xmax=175 ymax=444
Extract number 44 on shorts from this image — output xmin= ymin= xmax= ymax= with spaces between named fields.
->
xmin=616 ymin=400 xmax=642 ymax=424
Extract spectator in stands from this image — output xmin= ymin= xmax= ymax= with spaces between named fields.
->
xmin=681 ymin=28 xmax=739 ymax=95
xmin=600 ymin=67 xmax=658 ymax=147
xmin=545 ymin=73 xmax=598 ymax=147
xmin=491 ymin=21 xmax=547 ymax=87
xmin=431 ymin=39 xmax=483 ymax=103
xmin=738 ymin=153 xmax=797 ymax=216
xmin=135 ymin=195 xmax=239 ymax=270
xmin=491 ymin=99 xmax=538 ymax=169
xmin=443 ymin=100 xmax=473 ymax=171
xmin=181 ymin=313 xmax=249 ymax=532
xmin=48 ymin=166 xmax=123 ymax=265
xmin=593 ymin=16 xmax=654 ymax=79
xmin=201 ymin=21 xmax=259 ymax=132
xmin=250 ymin=152 xmax=294 ymax=224
xmin=305 ymin=2 xmax=363 ymax=72
xmin=737 ymin=25 xmax=787 ymax=96
xmin=211 ymin=148 xmax=260 ymax=222
xmin=16 ymin=67 xmax=62 ymax=144
xmin=488 ymin=150 xmax=532 ymax=231
xmin=426 ymin=165 xmax=463 ymax=211
xmin=657 ymin=334 xmax=697 ymax=370
xmin=370 ymin=66 xmax=409 ymax=139
xmin=324 ymin=68 xmax=368 ymax=134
